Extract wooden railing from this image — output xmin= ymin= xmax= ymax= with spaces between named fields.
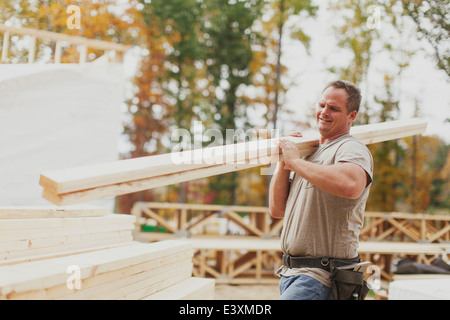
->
xmin=0 ymin=23 xmax=128 ymax=64
xmin=131 ymin=201 xmax=283 ymax=240
xmin=132 ymin=202 xmax=450 ymax=243
xmin=132 ymin=202 xmax=450 ymax=284
xmin=360 ymin=211 xmax=450 ymax=243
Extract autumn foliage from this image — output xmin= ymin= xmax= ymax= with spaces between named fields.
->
xmin=1 ymin=0 xmax=448 ymax=214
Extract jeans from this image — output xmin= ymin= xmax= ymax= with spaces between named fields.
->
xmin=279 ymin=274 xmax=331 ymax=300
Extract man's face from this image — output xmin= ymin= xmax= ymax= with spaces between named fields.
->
xmin=316 ymin=86 xmax=356 ymax=142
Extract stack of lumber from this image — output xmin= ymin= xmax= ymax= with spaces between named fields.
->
xmin=0 ymin=206 xmax=214 ymax=300
xmin=0 ymin=205 xmax=134 ymax=265
xmin=39 ymin=118 xmax=428 ymax=206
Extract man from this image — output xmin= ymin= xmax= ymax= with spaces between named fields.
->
xmin=269 ymin=79 xmax=373 ymax=300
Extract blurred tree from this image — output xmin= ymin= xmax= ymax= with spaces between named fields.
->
xmin=201 ymin=0 xmax=265 ymax=205
xmin=116 ymin=2 xmax=175 ymax=213
xmin=141 ymin=0 xmax=207 ymax=203
xmin=419 ymin=137 xmax=450 ymax=212
xmin=0 ymin=0 xmax=134 ymax=63
xmin=367 ymin=140 xmax=407 ymax=212
xmin=254 ymin=0 xmax=317 ymax=206
xmin=328 ymin=0 xmax=381 ymax=125
xmin=399 ymin=0 xmax=450 ymax=78
xmin=264 ymin=0 xmax=318 ymax=130
xmin=367 ymin=88 xmax=449 ymax=213
xmin=146 ymin=0 xmax=206 ymax=130
xmin=367 ymin=74 xmax=406 ymax=212
xmin=402 ymin=135 xmax=441 ymax=213
xmin=436 ymin=150 xmax=450 ymax=210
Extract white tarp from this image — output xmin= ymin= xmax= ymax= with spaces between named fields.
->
xmin=0 ymin=61 xmax=124 ymax=209
xmin=389 ymin=278 xmax=450 ymax=300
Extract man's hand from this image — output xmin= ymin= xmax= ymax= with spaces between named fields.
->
xmin=279 ymin=140 xmax=300 ymax=171
xmin=269 ymin=131 xmax=303 ymax=218
xmin=287 ymin=131 xmax=302 ymax=138
xmin=278 ymin=131 xmax=302 ymax=171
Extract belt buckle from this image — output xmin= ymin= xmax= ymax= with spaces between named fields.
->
xmin=284 ymin=254 xmax=292 ymax=268
xmin=320 ymin=257 xmax=330 ymax=267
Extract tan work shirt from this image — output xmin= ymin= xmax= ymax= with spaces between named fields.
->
xmin=277 ymin=133 xmax=374 ymax=288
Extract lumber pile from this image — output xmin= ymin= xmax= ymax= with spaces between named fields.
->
xmin=0 ymin=205 xmax=134 ymax=265
xmin=0 ymin=206 xmax=214 ymax=300
xmin=39 ymin=118 xmax=428 ymax=206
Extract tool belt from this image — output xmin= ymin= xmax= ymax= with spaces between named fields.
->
xmin=282 ymin=254 xmax=371 ymax=300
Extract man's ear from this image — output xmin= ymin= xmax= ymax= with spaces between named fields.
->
xmin=348 ymin=110 xmax=357 ymax=123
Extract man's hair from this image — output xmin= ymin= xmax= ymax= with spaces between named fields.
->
xmin=323 ymin=80 xmax=362 ymax=113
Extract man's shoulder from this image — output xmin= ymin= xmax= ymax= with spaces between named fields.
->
xmin=339 ymin=134 xmax=371 ymax=152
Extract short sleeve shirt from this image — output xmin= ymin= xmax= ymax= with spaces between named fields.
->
xmin=277 ymin=134 xmax=374 ymax=287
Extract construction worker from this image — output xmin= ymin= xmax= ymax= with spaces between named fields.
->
xmin=269 ymin=79 xmax=374 ymax=300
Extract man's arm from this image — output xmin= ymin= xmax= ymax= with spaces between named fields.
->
xmin=279 ymin=140 xmax=367 ymax=200
xmin=268 ymin=161 xmax=291 ymax=219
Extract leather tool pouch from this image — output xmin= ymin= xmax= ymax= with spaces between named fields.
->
xmin=328 ymin=259 xmax=371 ymax=300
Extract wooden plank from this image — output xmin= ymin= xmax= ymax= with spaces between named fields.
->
xmin=39 ymin=118 xmax=426 ymax=193
xmin=78 ymin=45 xmax=87 ymax=64
xmin=360 ymin=217 xmax=385 ymax=238
xmin=142 ymin=208 xmax=176 ymax=234
xmin=428 ymin=224 xmax=450 ymax=242
xmin=5 ymin=249 xmax=192 ymax=300
xmin=58 ymin=261 xmax=193 ymax=300
xmin=0 ymin=205 xmax=110 ymax=219
xmin=0 ymin=242 xmax=135 ymax=268
xmin=41 ymin=162 xmax=260 ymax=206
xmin=39 ymin=150 xmax=258 ymax=194
xmin=54 ymin=41 xmax=62 ymax=63
xmin=0 ymin=215 xmax=135 ymax=241
xmin=387 ymin=218 xmax=421 ymax=242
xmin=187 ymin=212 xmax=219 ymax=233
xmin=193 ymin=250 xmax=221 ymax=279
xmin=349 ymin=119 xmax=426 ymax=144
xmin=222 ymin=211 xmax=264 ymax=237
xmin=0 ymin=229 xmax=132 ymax=253
xmin=0 ymin=223 xmax=134 ymax=242
xmin=39 ymin=118 xmax=428 ymax=205
xmin=230 ymin=254 xmax=258 ymax=279
xmin=392 ymin=274 xmax=450 ymax=281
xmin=365 ymin=211 xmax=450 ymax=221
xmin=0 ymin=23 xmax=128 ymax=52
xmin=116 ymin=264 xmax=193 ymax=300
xmin=358 ymin=241 xmax=448 ymax=255
xmin=137 ymin=202 xmax=269 ymax=213
xmin=28 ymin=36 xmax=36 ymax=63
xmin=1 ymin=235 xmax=133 ymax=264
xmin=269 ymin=218 xmax=284 ymax=236
xmin=0 ymin=231 xmax=133 ymax=262
xmin=142 ymin=277 xmax=215 ymax=300
xmin=74 ymin=250 xmax=192 ymax=296
xmin=9 ymin=251 xmax=193 ymax=300
xmin=186 ymin=238 xmax=449 ymax=256
xmin=0 ymin=240 xmax=192 ymax=296
xmin=1 ymin=31 xmax=9 ymax=62
xmin=188 ymin=238 xmax=282 ymax=251
xmin=0 ymin=213 xmax=134 ymax=230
